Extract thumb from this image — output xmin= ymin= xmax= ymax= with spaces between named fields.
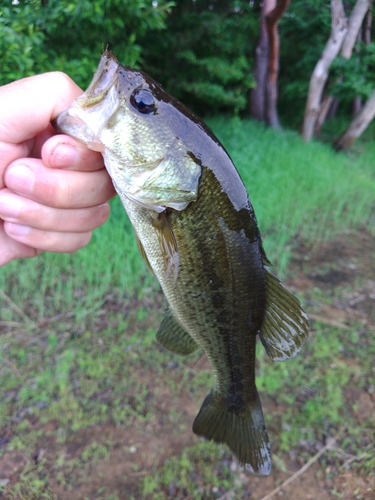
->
xmin=0 ymin=72 xmax=83 ymax=144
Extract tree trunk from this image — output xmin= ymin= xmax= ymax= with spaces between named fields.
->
xmin=363 ymin=6 xmax=372 ymax=44
xmin=250 ymin=0 xmax=275 ymax=122
xmin=334 ymin=88 xmax=375 ymax=150
xmin=327 ymin=97 xmax=340 ymax=119
xmin=351 ymin=25 xmax=363 ymax=114
xmin=334 ymin=2 xmax=374 ymax=149
xmin=340 ymin=0 xmax=372 ymax=58
xmin=350 ymin=4 xmax=372 ymax=115
xmin=265 ymin=0 xmax=291 ymax=128
xmin=302 ymin=0 xmax=348 ymax=141
xmin=314 ymin=94 xmax=334 ymax=135
xmin=352 ymin=96 xmax=362 ymax=114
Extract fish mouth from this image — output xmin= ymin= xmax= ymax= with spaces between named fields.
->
xmin=53 ymin=108 xmax=103 ymax=150
xmin=52 ymin=52 xmax=121 ymax=151
xmin=79 ymin=50 xmax=119 ymax=108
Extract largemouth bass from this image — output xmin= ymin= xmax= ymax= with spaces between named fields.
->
xmin=54 ymin=51 xmax=309 ymax=475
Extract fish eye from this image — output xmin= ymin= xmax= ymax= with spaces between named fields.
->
xmin=130 ymin=89 xmax=156 ymax=114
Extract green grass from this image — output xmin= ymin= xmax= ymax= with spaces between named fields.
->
xmin=1 ymin=117 xmax=374 ymax=321
xmin=209 ymin=117 xmax=375 ymax=269
xmin=141 ymin=441 xmax=236 ymax=500
xmin=1 ymin=119 xmax=375 ymax=498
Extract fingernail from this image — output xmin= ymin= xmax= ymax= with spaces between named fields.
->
xmin=0 ymin=192 xmax=22 ymax=219
xmin=5 ymin=164 xmax=35 ymax=195
xmin=50 ymin=143 xmax=78 ymax=167
xmin=6 ymin=223 xmax=30 ymax=236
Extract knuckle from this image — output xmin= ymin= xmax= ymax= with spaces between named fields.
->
xmin=69 ymin=231 xmax=92 ymax=252
xmin=50 ymin=175 xmax=73 ymax=208
xmin=22 ymin=228 xmax=92 ymax=255
xmin=97 ymin=203 xmax=111 ymax=226
xmin=50 ymin=72 xmax=77 ymax=96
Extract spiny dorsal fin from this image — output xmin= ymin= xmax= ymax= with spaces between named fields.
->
xmin=259 ymin=268 xmax=309 ymax=362
xmin=156 ymin=310 xmax=199 ymax=356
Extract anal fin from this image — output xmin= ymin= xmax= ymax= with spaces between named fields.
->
xmin=156 ymin=310 xmax=199 ymax=356
xmin=259 ymin=268 xmax=309 ymax=362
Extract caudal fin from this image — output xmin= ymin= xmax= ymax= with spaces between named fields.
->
xmin=192 ymin=391 xmax=271 ymax=475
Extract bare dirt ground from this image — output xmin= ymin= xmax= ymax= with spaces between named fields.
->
xmin=1 ymin=228 xmax=374 ymax=499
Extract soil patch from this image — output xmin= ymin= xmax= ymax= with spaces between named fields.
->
xmin=1 ymin=229 xmax=374 ymax=499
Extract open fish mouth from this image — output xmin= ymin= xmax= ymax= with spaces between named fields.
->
xmin=53 ymin=53 xmax=120 ymax=152
xmin=53 ymin=108 xmax=103 ymax=151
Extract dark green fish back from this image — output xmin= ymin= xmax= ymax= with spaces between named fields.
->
xmin=53 ymin=51 xmax=309 ymax=476
xmin=167 ymin=166 xmax=266 ymax=370
xmin=155 ymin=166 xmax=271 ymax=474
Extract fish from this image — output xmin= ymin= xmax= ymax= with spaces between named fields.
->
xmin=54 ymin=51 xmax=309 ymax=476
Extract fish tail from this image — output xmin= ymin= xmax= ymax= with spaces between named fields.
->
xmin=192 ymin=390 xmax=271 ymax=475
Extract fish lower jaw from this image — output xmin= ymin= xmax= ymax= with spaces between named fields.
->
xmin=86 ymin=140 xmax=105 ymax=152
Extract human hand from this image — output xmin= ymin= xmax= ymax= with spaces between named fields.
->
xmin=0 ymin=72 xmax=116 ymax=267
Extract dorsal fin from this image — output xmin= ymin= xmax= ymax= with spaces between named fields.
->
xmin=259 ymin=268 xmax=309 ymax=361
xmin=156 ymin=310 xmax=199 ymax=355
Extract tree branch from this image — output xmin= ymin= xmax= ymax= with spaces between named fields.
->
xmin=363 ymin=6 xmax=372 ymax=44
xmin=302 ymin=0 xmax=348 ymax=141
xmin=266 ymin=0 xmax=291 ymax=25
xmin=341 ymin=0 xmax=372 ymax=59
xmin=334 ymin=87 xmax=375 ymax=150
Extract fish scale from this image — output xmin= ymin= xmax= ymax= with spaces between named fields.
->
xmin=108 ymin=163 xmax=271 ymax=473
xmin=54 ymin=50 xmax=309 ymax=476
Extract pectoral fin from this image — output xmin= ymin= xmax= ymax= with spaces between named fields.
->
xmin=152 ymin=211 xmax=179 ymax=282
xmin=135 ymin=233 xmax=154 ymax=275
xmin=259 ymin=268 xmax=309 ymax=361
xmin=156 ymin=310 xmax=199 ymax=355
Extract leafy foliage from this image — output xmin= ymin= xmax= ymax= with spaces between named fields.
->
xmin=279 ymin=0 xmax=375 ymax=126
xmin=278 ymin=0 xmax=333 ymax=125
xmin=0 ymin=1 xmax=46 ymax=83
xmin=330 ymin=43 xmax=375 ymax=104
xmin=0 ymin=0 xmax=174 ymax=88
xmin=140 ymin=1 xmax=259 ymax=115
xmin=2 ymin=0 xmax=375 ymax=125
